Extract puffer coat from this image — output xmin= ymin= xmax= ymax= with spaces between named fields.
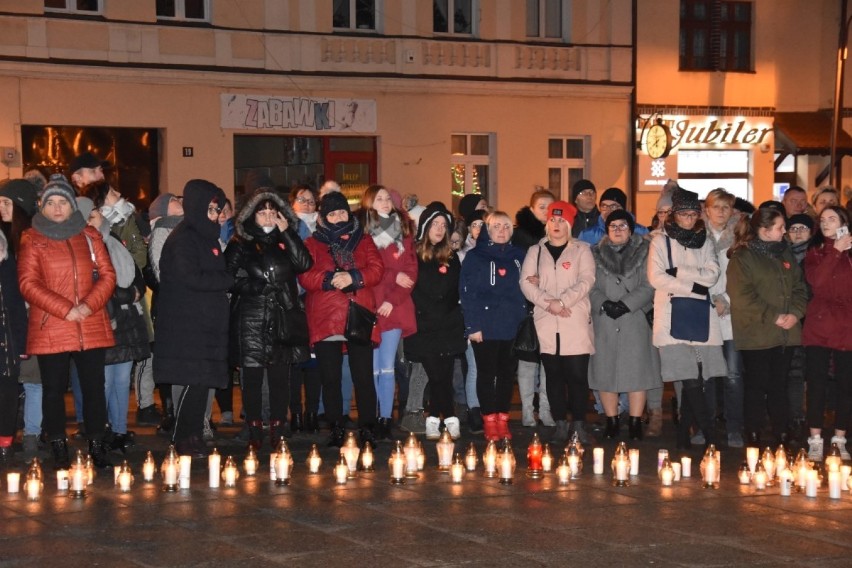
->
xmin=225 ymin=191 xmax=313 ymax=367
xmin=802 ymin=240 xmax=852 ymax=350
xmin=18 ymin=223 xmax=116 ymax=354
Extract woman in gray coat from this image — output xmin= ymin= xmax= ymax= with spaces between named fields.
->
xmin=589 ymin=210 xmax=661 ymax=440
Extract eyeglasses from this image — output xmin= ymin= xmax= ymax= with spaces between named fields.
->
xmin=674 ymin=211 xmax=699 ymax=220
xmin=788 ymin=225 xmax=811 ymax=233
xmin=296 ymin=197 xmax=316 ymax=205
xmin=470 ymin=221 xmax=484 ymax=229
xmin=600 ymin=203 xmax=623 ymax=212
xmin=576 ymin=190 xmax=596 ymax=198
xmin=208 ymin=205 xmax=223 ymax=214
xmin=608 ymin=223 xmax=630 ymax=232
xmin=656 ymin=209 xmax=672 ymax=217
xmin=450 ymin=239 xmax=461 ymax=246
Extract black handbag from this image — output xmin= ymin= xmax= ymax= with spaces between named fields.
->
xmin=512 ymin=246 xmax=541 ymax=362
xmin=665 ymin=237 xmax=711 ymax=343
xmin=344 ymin=298 xmax=377 ymax=345
xmin=277 ymin=303 xmax=309 ymax=348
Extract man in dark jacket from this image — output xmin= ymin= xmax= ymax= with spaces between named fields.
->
xmin=154 ymin=179 xmax=234 ymax=457
xmin=571 ymin=179 xmax=599 ymax=238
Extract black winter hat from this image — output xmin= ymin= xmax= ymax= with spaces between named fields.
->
xmin=0 ymin=178 xmax=39 ymax=217
xmin=571 ymin=179 xmax=596 ymax=202
xmin=671 ymin=188 xmax=701 ymax=213
xmin=733 ymin=197 xmax=756 ymax=215
xmin=457 ymin=193 xmax=484 ymax=221
xmin=465 ymin=208 xmax=487 ymax=227
xmin=605 ymin=209 xmax=635 ymax=234
xmin=417 ymin=201 xmax=454 ymax=242
xmin=69 ymin=152 xmax=108 ymax=175
xmin=786 ymin=213 xmax=814 ymax=231
xmin=599 ymin=187 xmax=627 ymax=210
xmin=319 ymin=191 xmax=351 ymax=220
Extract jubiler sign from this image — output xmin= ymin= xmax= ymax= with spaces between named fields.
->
xmin=221 ymin=94 xmax=377 ymax=133
xmin=640 ymin=116 xmax=773 ymax=150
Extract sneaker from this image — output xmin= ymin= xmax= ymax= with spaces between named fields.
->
xmin=136 ymin=404 xmax=162 ymax=426
xmin=807 ymin=435 xmax=824 ymax=461
xmin=830 ymin=435 xmax=851 ymax=460
xmin=425 ymin=416 xmax=441 ymax=440
xmin=399 ymin=411 xmax=426 ymax=434
xmin=727 ymin=432 xmax=744 ymax=448
xmin=444 ymin=417 xmax=461 ymax=440
xmin=219 ymin=411 xmax=234 ymax=426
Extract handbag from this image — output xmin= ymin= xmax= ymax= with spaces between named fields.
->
xmin=665 ymin=237 xmax=711 ymax=343
xmin=344 ymin=298 xmax=377 ymax=345
xmin=276 ymin=302 xmax=309 ymax=347
xmin=512 ymin=246 xmax=541 ymax=362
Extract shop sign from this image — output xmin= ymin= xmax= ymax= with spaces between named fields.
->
xmin=638 ymin=115 xmax=773 ymax=151
xmin=221 ymin=94 xmax=377 ymax=133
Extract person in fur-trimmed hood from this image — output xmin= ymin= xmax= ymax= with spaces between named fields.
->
xmin=225 ymin=189 xmax=313 ymax=450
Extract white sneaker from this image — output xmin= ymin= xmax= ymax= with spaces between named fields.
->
xmin=444 ymin=417 xmax=461 ymax=440
xmin=807 ymin=435 xmax=824 ymax=461
xmin=425 ymin=416 xmax=441 ymax=440
xmin=830 ymin=435 xmax=851 ymax=460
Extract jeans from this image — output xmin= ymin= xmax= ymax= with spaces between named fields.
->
xmin=39 ymin=349 xmax=107 ymax=441
xmin=464 ymin=342 xmax=480 ymax=408
xmin=722 ymin=339 xmax=744 ymax=435
xmin=104 ymin=361 xmax=133 ymax=434
xmin=741 ymin=347 xmax=793 ymax=439
xmin=806 ymin=346 xmax=852 ymax=433
xmin=373 ymin=328 xmax=402 ymax=419
xmin=23 ymin=383 xmax=42 ymax=436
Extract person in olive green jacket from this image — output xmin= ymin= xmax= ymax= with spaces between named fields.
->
xmin=727 ymin=207 xmax=808 ymax=448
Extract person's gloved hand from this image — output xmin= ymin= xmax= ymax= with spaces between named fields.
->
xmin=602 ymin=300 xmax=627 ymax=319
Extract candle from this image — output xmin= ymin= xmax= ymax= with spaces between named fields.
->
xmin=746 ymin=447 xmax=759 ymax=474
xmin=738 ymin=462 xmax=752 ymax=485
xmin=592 ymin=447 xmax=604 ymax=475
xmin=779 ymin=468 xmax=792 ymax=496
xmin=465 ymin=443 xmax=478 ymax=472
xmin=361 ymin=442 xmax=375 ymax=472
xmin=3 ymin=472 xmax=16 ymax=494
xmin=244 ymin=450 xmax=259 ymax=477
xmin=208 ymin=451 xmax=221 ymax=488
xmin=541 ymin=444 xmax=553 ymax=473
xmin=25 ymin=477 xmax=41 ymax=500
xmin=526 ymin=434 xmax=543 ymax=478
xmin=615 ymin=458 xmax=629 ymax=483
xmin=223 ymin=459 xmax=238 ymax=488
xmin=483 ymin=444 xmax=497 ymax=478
xmin=179 ymin=455 xmax=192 ymax=489
xmin=416 ymin=443 xmax=426 ymax=471
xmin=85 ymin=456 xmax=94 ymax=486
xmin=391 ymin=452 xmax=405 ymax=481
xmin=450 ymin=458 xmax=465 ymax=483
xmin=703 ymin=460 xmax=717 ymax=489
xmin=672 ymin=462 xmax=681 ymax=481
xmin=142 ymin=453 xmax=156 ymax=482
xmin=164 ymin=461 xmax=178 ymax=487
xmin=567 ymin=454 xmax=580 ymax=479
xmin=307 ymin=445 xmax=322 ymax=474
xmin=274 ymin=451 xmax=291 ymax=486
xmin=118 ymin=470 xmax=132 ymax=492
xmin=660 ymin=467 xmax=674 ymax=486
xmin=657 ymin=449 xmax=668 ymax=472
xmin=753 ymin=470 xmax=767 ymax=490
xmin=681 ymin=457 xmax=692 ymax=478
xmin=56 ymin=470 xmax=69 ymax=491
xmin=70 ymin=466 xmax=86 ymax=493
xmin=499 ymin=448 xmax=514 ymax=484
xmin=841 ymin=465 xmax=851 ymax=490
xmin=829 ymin=471 xmax=842 ymax=499
xmin=556 ymin=459 xmax=571 ymax=485
xmin=629 ymin=449 xmax=640 ymax=476
xmin=334 ymin=456 xmax=349 ymax=484
xmin=805 ymin=469 xmax=819 ymax=498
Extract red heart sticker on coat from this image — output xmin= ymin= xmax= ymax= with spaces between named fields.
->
xmin=783 ymin=261 xmax=790 ymax=269
xmin=212 ymin=248 xmax=219 ymax=256
xmin=438 ymin=265 xmax=447 ymax=274
xmin=278 ymin=243 xmax=286 ymax=250
xmin=562 ymin=262 xmax=571 ymax=269
xmin=393 ymin=251 xmax=400 ymax=260
xmin=497 ymin=268 xmax=507 ymax=277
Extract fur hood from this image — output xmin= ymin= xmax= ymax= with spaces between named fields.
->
xmin=235 ymin=190 xmax=299 ymax=241
xmin=592 ymin=233 xmax=649 ymax=278
xmin=515 ymin=206 xmax=545 ymax=239
xmin=704 ymin=214 xmax=737 ymax=254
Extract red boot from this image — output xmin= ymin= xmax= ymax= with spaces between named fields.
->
xmin=496 ymin=413 xmax=512 ymax=440
xmin=483 ymin=413 xmax=500 ymax=441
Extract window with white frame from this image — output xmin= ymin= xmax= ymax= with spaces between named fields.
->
xmin=547 ymin=137 xmax=588 ymax=200
xmin=526 ymin=0 xmax=565 ymax=40
xmin=451 ymin=133 xmax=493 ymax=212
xmin=333 ymin=0 xmax=377 ymax=31
xmin=156 ymin=0 xmax=209 ymax=22
xmin=44 ymin=0 xmax=101 ymax=13
xmin=434 ymin=0 xmax=474 ymax=35
xmin=677 ymin=149 xmax=750 ymax=200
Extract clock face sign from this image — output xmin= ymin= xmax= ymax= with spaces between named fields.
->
xmin=646 ymin=123 xmax=672 ymax=159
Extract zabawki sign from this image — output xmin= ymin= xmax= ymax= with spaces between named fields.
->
xmin=221 ymin=94 xmax=377 ymax=133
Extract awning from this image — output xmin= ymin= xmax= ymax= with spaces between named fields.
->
xmin=774 ymin=111 xmax=852 ymax=156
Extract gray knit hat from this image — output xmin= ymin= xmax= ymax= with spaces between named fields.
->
xmin=40 ymin=174 xmax=77 ymax=212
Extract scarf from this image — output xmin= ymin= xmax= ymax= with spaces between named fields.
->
xmin=32 ymin=211 xmax=87 ymax=241
xmin=790 ymin=239 xmax=809 ymax=264
xmin=96 ymin=221 xmax=136 ymax=289
xmin=100 ymin=198 xmax=136 ymax=227
xmin=747 ymin=238 xmax=788 ymax=260
xmin=367 ymin=211 xmax=404 ymax=252
xmin=665 ymin=222 xmax=707 ymax=249
xmin=152 ymin=215 xmax=182 ymax=231
xmin=313 ymin=217 xmax=363 ymax=269
xmin=297 ymin=211 xmax=318 ymax=234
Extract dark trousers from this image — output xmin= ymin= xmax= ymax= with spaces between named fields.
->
xmin=741 ymin=347 xmax=793 ymax=439
xmin=473 ymin=340 xmax=517 ymax=415
xmin=806 ymin=346 xmax=852 ymax=432
xmin=315 ymin=340 xmax=376 ymax=427
xmin=39 ymin=348 xmax=107 ymax=441
xmin=215 ymin=372 xmax=234 ymax=413
xmin=0 ymin=374 xmax=19 ymax=438
xmin=172 ymin=384 xmax=208 ymax=442
xmin=420 ymin=354 xmax=455 ymax=418
xmin=243 ymin=364 xmax=290 ymax=423
xmin=541 ymin=353 xmax=590 ymax=422
xmin=289 ymin=361 xmax=321 ymax=414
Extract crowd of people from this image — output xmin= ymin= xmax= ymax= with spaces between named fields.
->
xmin=0 ymin=155 xmax=851 ymax=472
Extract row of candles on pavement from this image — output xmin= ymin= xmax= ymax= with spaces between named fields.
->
xmin=5 ymin=431 xmax=851 ymax=500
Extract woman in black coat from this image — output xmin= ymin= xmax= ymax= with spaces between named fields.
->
xmin=225 ymin=190 xmax=313 ymax=449
xmin=154 ymin=180 xmax=234 ymax=457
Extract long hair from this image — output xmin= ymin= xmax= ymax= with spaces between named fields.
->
xmin=809 ymin=205 xmax=850 ymax=252
xmin=728 ymin=207 xmax=784 ymax=258
xmin=358 ymin=184 xmax=412 ymax=238
xmin=416 ymin=216 xmax=453 ymax=265
xmin=0 ymin=202 xmax=33 ymax=256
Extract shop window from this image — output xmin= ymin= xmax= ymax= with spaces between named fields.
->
xmin=526 ymin=0 xmax=565 ymax=40
xmin=434 ymin=0 xmax=474 ymax=35
xmin=156 ymin=0 xmax=209 ymax=22
xmin=44 ymin=0 xmax=101 ymax=13
xmin=451 ymin=133 xmax=492 ymax=212
xmin=680 ymin=0 xmax=752 ymax=72
xmin=333 ymin=0 xmax=377 ymax=31
xmin=677 ymin=149 xmax=750 ymax=200
xmin=547 ymin=136 xmax=588 ymax=200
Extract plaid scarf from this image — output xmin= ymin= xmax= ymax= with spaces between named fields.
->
xmin=313 ymin=217 xmax=363 ymax=269
xmin=366 ymin=211 xmax=404 ymax=253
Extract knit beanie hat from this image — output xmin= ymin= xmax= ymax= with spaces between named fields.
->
xmin=40 ymin=174 xmax=77 ymax=211
xmin=76 ymin=196 xmax=95 ymax=220
xmin=0 ymin=178 xmax=39 ymax=217
xmin=149 ymin=192 xmax=176 ymax=219
xmin=599 ymin=187 xmax=627 ymax=210
xmin=458 ymin=193 xmax=484 ymax=221
xmin=319 ymin=191 xmax=351 ymax=220
xmin=786 ymin=213 xmax=814 ymax=231
xmin=417 ymin=201 xmax=454 ymax=241
xmin=546 ymin=200 xmax=578 ymax=226
xmin=605 ymin=209 xmax=635 ymax=234
xmin=671 ymin=187 xmax=701 ymax=213
xmin=571 ymin=179 xmax=596 ymax=202
xmin=69 ymin=152 xmax=107 ymax=175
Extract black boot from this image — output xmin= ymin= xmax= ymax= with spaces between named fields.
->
xmin=175 ymin=434 xmax=210 ymax=458
xmin=359 ymin=424 xmax=378 ymax=447
xmin=247 ymin=420 xmax=264 ymax=451
xmin=468 ymin=407 xmax=484 ymax=435
xmin=51 ymin=438 xmax=71 ymax=470
xmin=158 ymin=388 xmax=175 ymax=435
xmin=328 ymin=423 xmax=346 ymax=448
xmin=0 ymin=446 xmax=13 ymax=470
xmin=270 ymin=420 xmax=291 ymax=447
xmin=88 ymin=438 xmax=113 ymax=469
xmin=376 ymin=417 xmax=392 ymax=440
xmin=304 ymin=412 xmax=319 ymax=433
xmin=604 ymin=416 xmax=620 ymax=439
xmin=290 ymin=412 xmax=303 ymax=433
xmin=628 ymin=416 xmax=643 ymax=441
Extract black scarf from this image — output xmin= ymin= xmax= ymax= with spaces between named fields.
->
xmin=32 ymin=211 xmax=87 ymax=241
xmin=665 ymin=222 xmax=707 ymax=249
xmin=747 ymin=238 xmax=788 ymax=259
xmin=313 ymin=217 xmax=363 ymax=269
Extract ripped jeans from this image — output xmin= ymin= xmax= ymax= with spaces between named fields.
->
xmin=374 ymin=328 xmax=403 ymax=419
